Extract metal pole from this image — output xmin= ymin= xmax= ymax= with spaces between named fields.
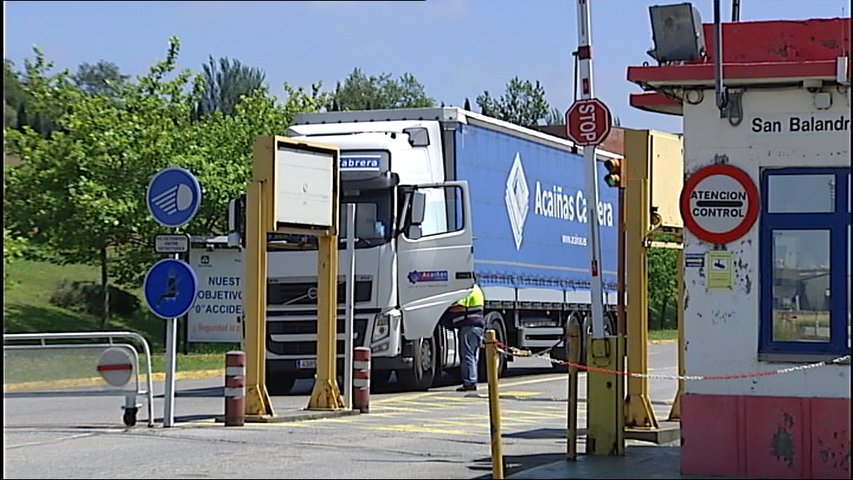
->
xmin=566 ymin=320 xmax=581 ymax=460
xmin=344 ymin=203 xmax=356 ymax=409
xmin=486 ymin=329 xmax=504 ymax=479
xmin=576 ymin=0 xmax=606 ymax=339
xmin=714 ymin=0 xmax=727 ymax=111
xmin=163 ymin=249 xmax=178 ymax=427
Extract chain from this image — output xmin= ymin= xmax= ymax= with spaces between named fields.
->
xmin=492 ymin=341 xmax=850 ymax=381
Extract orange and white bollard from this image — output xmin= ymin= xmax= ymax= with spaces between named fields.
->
xmin=353 ymin=347 xmax=371 ymax=413
xmin=224 ymin=351 xmax=245 ymax=426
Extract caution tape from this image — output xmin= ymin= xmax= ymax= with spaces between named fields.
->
xmin=492 ymin=341 xmax=850 ymax=381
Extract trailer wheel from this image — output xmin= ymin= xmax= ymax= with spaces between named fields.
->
xmin=397 ymin=335 xmax=437 ymax=391
xmin=478 ymin=312 xmax=507 ymax=382
xmin=123 ymin=407 xmax=138 ymax=428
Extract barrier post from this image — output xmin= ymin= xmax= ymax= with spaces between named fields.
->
xmin=353 ymin=347 xmax=371 ymax=413
xmin=485 ymin=329 xmax=504 ymax=479
xmin=225 ymin=351 xmax=246 ymax=426
xmin=567 ymin=320 xmax=581 ymax=460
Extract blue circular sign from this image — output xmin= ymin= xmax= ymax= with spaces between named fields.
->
xmin=146 ymin=167 xmax=202 ymax=228
xmin=143 ymin=259 xmax=199 ymax=319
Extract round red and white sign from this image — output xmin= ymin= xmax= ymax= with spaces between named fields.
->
xmin=679 ymin=164 xmax=759 ymax=244
xmin=97 ymin=347 xmax=135 ymax=387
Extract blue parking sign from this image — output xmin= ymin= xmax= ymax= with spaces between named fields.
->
xmin=147 ymin=167 xmax=202 ymax=228
xmin=143 ymin=259 xmax=199 ymax=319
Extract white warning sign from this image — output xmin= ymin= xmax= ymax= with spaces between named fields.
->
xmin=188 ymin=247 xmax=243 ymax=343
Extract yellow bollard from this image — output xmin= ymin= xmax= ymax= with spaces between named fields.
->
xmin=566 ymin=320 xmax=581 ymax=460
xmin=485 ymin=329 xmax=504 ymax=479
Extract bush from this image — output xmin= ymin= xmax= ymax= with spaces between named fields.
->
xmin=49 ymin=280 xmax=140 ymax=317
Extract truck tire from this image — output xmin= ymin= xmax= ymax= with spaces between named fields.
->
xmin=266 ymin=373 xmax=296 ymax=395
xmin=397 ymin=335 xmax=437 ymax=391
xmin=478 ymin=312 xmax=507 ymax=382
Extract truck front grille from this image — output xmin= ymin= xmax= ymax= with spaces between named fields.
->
xmin=267 ymin=278 xmax=372 ymax=306
xmin=266 ymin=315 xmax=369 ymax=356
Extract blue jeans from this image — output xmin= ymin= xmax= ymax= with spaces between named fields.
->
xmin=460 ymin=325 xmax=484 ymax=387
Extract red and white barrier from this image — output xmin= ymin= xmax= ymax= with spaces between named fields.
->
xmin=224 ymin=351 xmax=245 ymax=426
xmin=353 ymin=347 xmax=371 ymax=413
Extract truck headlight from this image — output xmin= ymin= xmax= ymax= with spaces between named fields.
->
xmin=372 ymin=310 xmax=399 ymax=342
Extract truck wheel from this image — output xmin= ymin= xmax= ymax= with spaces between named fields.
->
xmin=397 ymin=336 xmax=437 ymax=391
xmin=478 ymin=312 xmax=507 ymax=382
xmin=266 ymin=373 xmax=296 ymax=395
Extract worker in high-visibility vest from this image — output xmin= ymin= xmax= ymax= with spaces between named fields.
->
xmin=446 ymin=284 xmax=485 ymax=392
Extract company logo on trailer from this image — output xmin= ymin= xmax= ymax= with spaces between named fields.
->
xmin=505 ymin=153 xmax=530 ymax=250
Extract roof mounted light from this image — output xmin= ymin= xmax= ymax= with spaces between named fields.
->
xmin=647 ymin=3 xmax=706 ymax=63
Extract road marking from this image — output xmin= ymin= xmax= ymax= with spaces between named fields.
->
xmin=500 ymin=375 xmax=567 ymax=388
xmin=375 ymin=405 xmax=430 ymax=413
xmin=5 ymin=432 xmax=97 ymax=449
xmin=395 ymin=399 xmax=454 ymax=407
xmin=503 ymin=409 xmax=566 ymax=419
xmin=498 ymin=390 xmax=540 ymax=397
xmin=369 ymin=425 xmax=472 ymax=436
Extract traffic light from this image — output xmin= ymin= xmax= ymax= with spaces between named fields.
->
xmin=604 ymin=158 xmax=623 ymax=188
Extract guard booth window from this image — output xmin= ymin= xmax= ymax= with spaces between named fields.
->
xmin=759 ymin=168 xmax=851 ymax=358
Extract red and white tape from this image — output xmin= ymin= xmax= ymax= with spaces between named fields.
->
xmin=495 ymin=342 xmax=850 ymax=381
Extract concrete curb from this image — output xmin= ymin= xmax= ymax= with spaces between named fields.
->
xmin=215 ymin=408 xmax=360 ymax=424
xmin=4 ymin=369 xmax=225 ymax=392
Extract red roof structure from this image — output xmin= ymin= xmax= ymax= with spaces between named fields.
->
xmin=627 ymin=18 xmax=851 ymax=115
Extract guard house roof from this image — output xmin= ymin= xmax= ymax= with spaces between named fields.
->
xmin=627 ymin=18 xmax=851 ymax=115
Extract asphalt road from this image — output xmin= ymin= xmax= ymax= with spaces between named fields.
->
xmin=3 ymin=343 xmax=680 ymax=479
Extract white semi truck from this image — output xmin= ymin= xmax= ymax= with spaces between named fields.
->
xmin=230 ymin=107 xmax=620 ymax=393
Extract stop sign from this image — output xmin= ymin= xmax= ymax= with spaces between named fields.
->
xmin=565 ymin=98 xmax=612 ymax=146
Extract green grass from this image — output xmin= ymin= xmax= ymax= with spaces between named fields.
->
xmin=648 ymin=328 xmax=678 ymax=342
xmin=4 ymin=259 xmax=228 ymax=380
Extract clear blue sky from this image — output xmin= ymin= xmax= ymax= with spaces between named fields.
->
xmin=4 ymin=0 xmax=850 ymax=134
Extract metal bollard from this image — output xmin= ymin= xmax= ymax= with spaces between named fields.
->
xmin=224 ymin=351 xmax=246 ymax=426
xmin=486 ymin=329 xmax=504 ymax=479
xmin=352 ymin=347 xmax=371 ymax=413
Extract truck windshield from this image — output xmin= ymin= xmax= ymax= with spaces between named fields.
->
xmin=340 ymin=189 xmax=393 ymax=248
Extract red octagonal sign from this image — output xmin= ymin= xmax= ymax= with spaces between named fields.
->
xmin=566 ymin=98 xmax=612 ymax=146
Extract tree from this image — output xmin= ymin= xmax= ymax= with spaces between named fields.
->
xmin=476 ymin=76 xmax=550 ymax=128
xmin=4 ymin=38 xmax=327 ymax=328
xmin=4 ymin=60 xmax=27 ymax=128
xmin=544 ymin=107 xmax=564 ymax=126
xmin=72 ymin=60 xmax=129 ymax=97
xmin=4 ymin=57 xmax=61 ymax=135
xmin=648 ymin=244 xmax=679 ymax=329
xmin=195 ymin=56 xmax=266 ymax=117
xmin=330 ymin=68 xmax=435 ymax=111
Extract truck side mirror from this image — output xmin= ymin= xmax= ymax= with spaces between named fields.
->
xmin=410 ymin=191 xmax=426 ymax=225
xmin=404 ymin=191 xmax=426 ymax=240
xmin=228 ymin=194 xmax=246 ymax=247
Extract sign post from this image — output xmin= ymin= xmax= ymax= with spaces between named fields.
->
xmin=145 ymin=167 xmax=202 ymax=427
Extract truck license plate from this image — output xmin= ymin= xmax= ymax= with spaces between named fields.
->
xmin=297 ymin=359 xmax=316 ymax=369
